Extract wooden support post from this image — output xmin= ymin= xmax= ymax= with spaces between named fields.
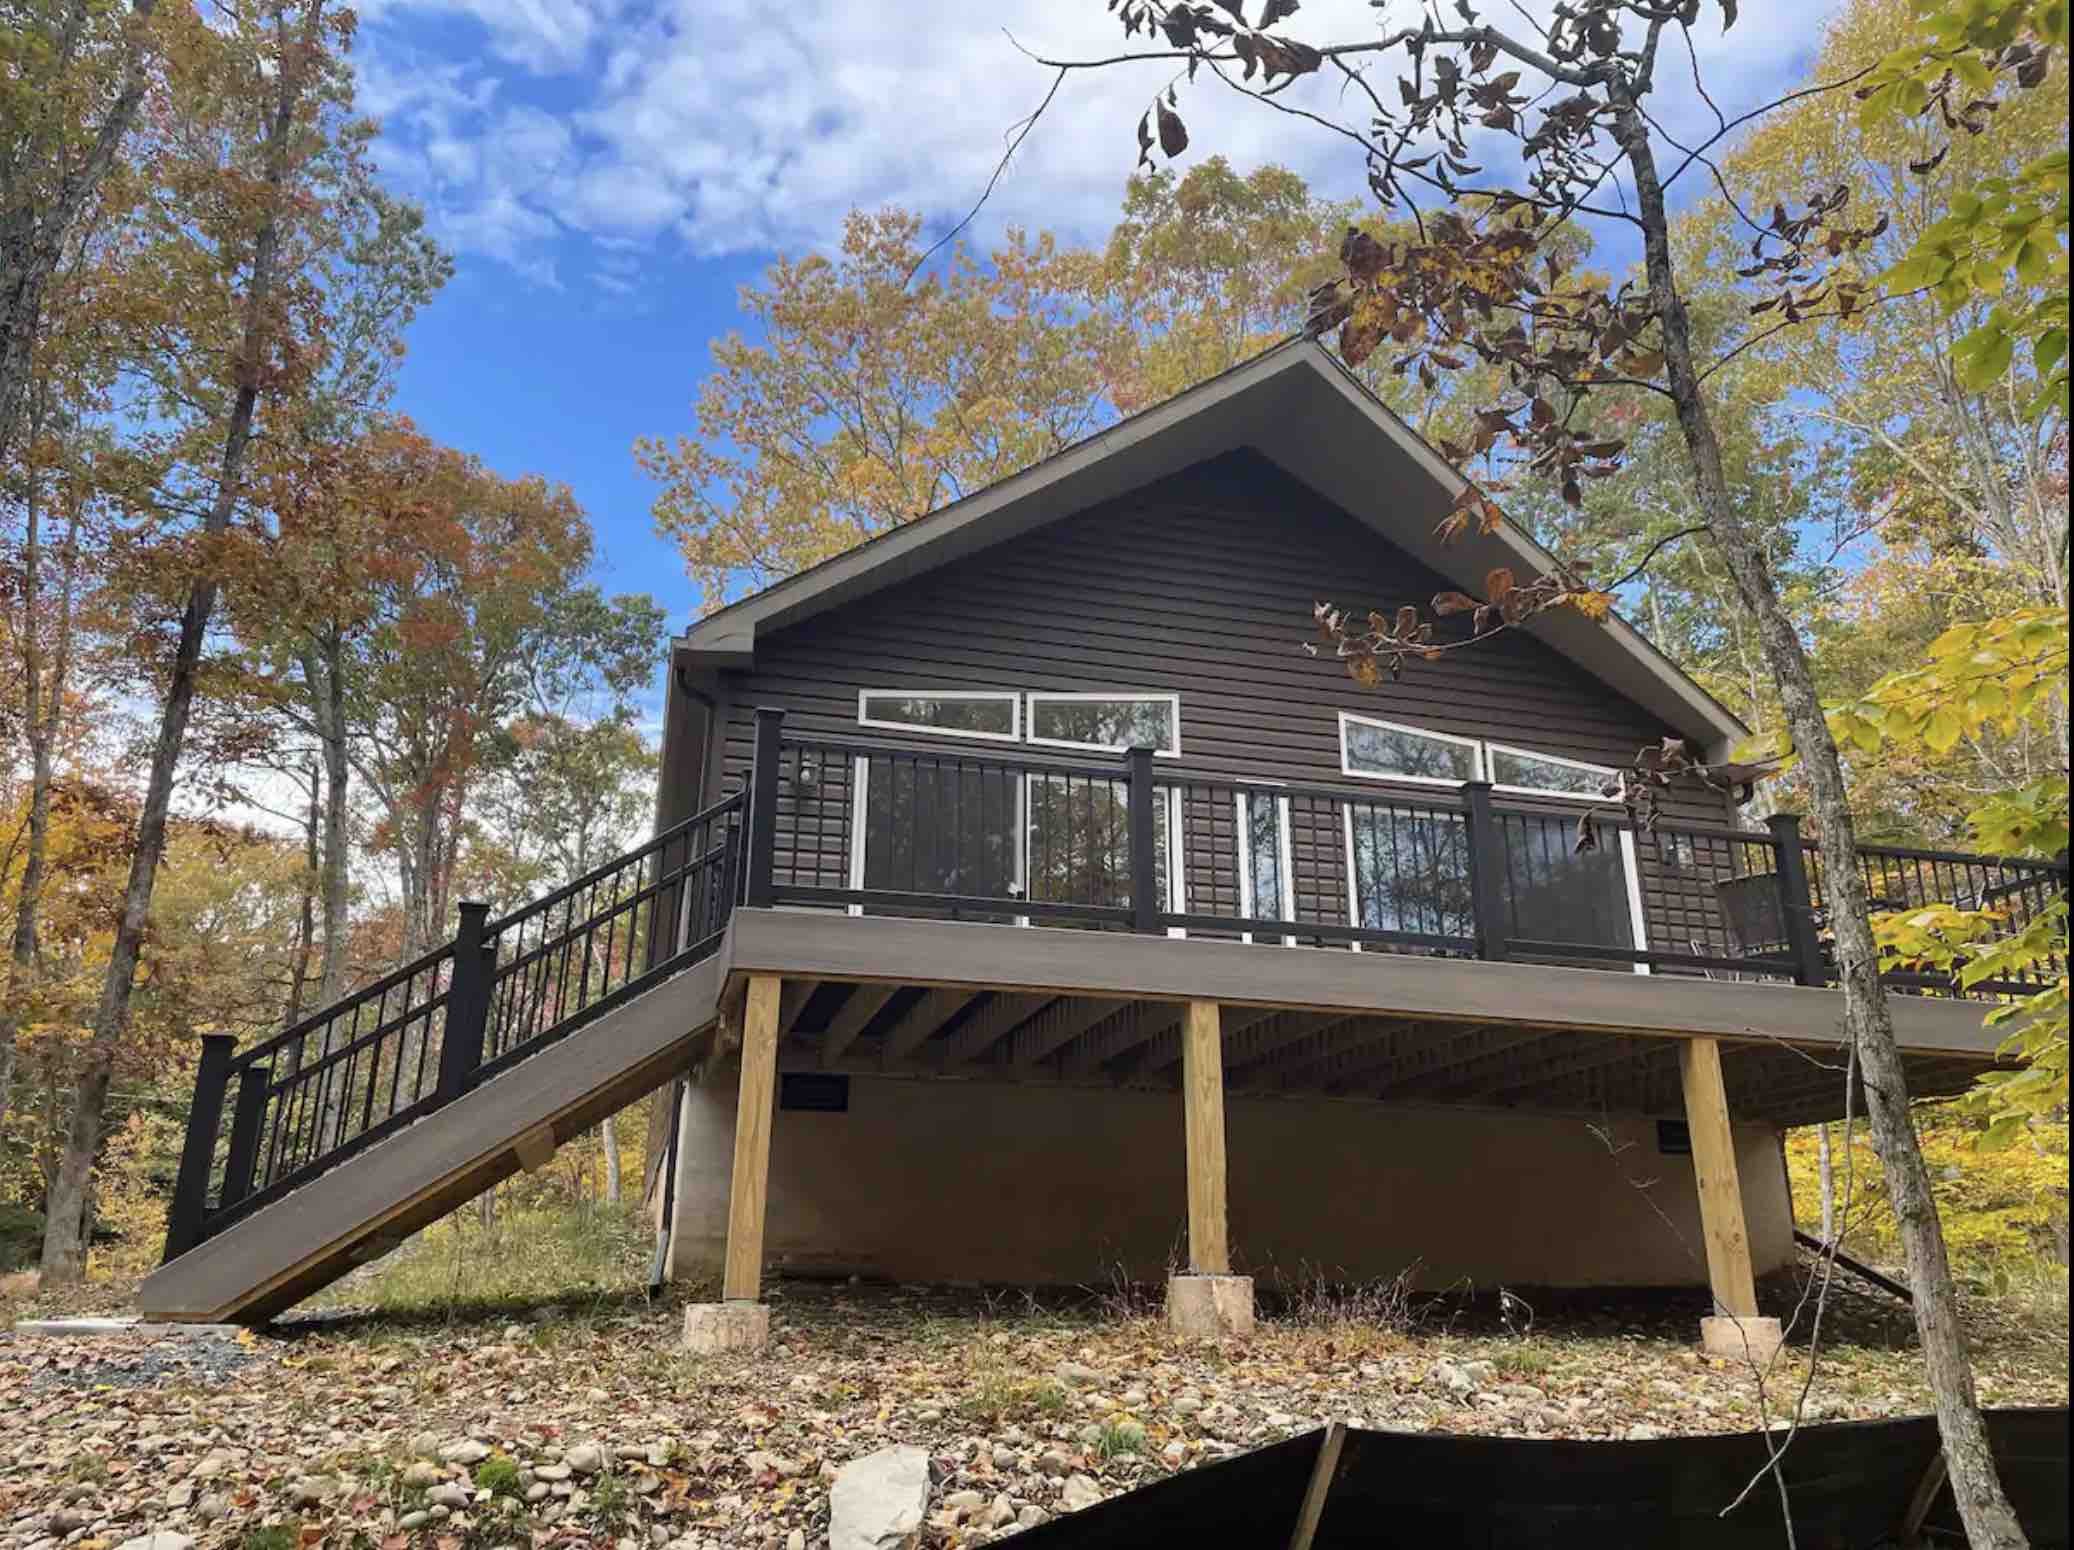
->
xmin=722 ymin=973 xmax=782 ymax=1301
xmin=1181 ymin=999 xmax=1230 ymax=1275
xmin=1680 ymin=1036 xmax=1759 ymax=1318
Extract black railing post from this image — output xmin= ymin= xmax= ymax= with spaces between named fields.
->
xmin=217 ymin=1063 xmax=272 ymax=1210
xmin=1126 ymin=745 xmax=1159 ymax=933
xmin=163 ymin=1032 xmax=236 ymax=1262
xmin=1463 ymin=781 xmax=1510 ymax=961
xmin=439 ymin=901 xmax=493 ymax=1101
xmin=1766 ymin=814 xmax=1827 ymax=987
xmin=746 ymin=707 xmax=787 ymax=909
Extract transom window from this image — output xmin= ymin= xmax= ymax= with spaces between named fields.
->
xmin=1339 ymin=713 xmax=1483 ymax=785
xmin=1026 ymin=693 xmax=1181 ymax=757
xmin=1488 ymin=743 xmax=1616 ymax=800
xmin=1339 ymin=715 xmax=1618 ymax=802
xmin=856 ymin=690 xmax=1019 ymax=742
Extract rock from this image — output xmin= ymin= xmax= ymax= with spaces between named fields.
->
xmin=534 ymin=1464 xmax=572 ymax=1482
xmin=401 ymin=1462 xmax=442 ymax=1489
xmin=164 ymin=1484 xmax=193 ymax=1511
xmin=426 ymin=1484 xmax=472 ymax=1511
xmin=990 ymin=1444 xmax=1017 ymax=1470
xmin=644 ymin=1441 xmax=675 ymax=1468
xmin=1061 ymin=1474 xmax=1102 ymax=1512
xmin=398 ymin=1512 xmax=430 ymax=1531
xmin=501 ymin=1323 xmax=528 ymax=1343
xmin=829 ymin=1444 xmax=931 ymax=1550
xmin=290 ymin=1477 xmax=336 ymax=1506
xmin=409 ymin=1434 xmax=443 ymax=1461
xmin=942 ymin=1488 xmax=985 ymax=1519
xmin=1054 ymin=1361 xmax=1101 ymax=1387
xmin=1120 ymin=1388 xmax=1148 ymax=1407
xmin=1016 ymin=1506 xmax=1049 ymax=1529
xmin=787 ymin=1532 xmax=806 ymax=1550
xmin=1626 ymin=1424 xmax=1662 ymax=1441
xmin=1429 ymin=1361 xmax=1477 ymax=1400
xmin=115 ymin=1535 xmax=193 ymax=1550
xmin=525 ymin=1484 xmax=549 ymax=1504
xmin=1463 ymin=1360 xmax=1497 ymax=1385
xmin=47 ymin=1511 xmax=89 ymax=1535
xmin=1162 ymin=1442 xmax=1186 ymax=1467
xmin=743 ymin=1450 xmax=799 ymax=1478
xmin=1170 ymin=1393 xmax=1203 ymax=1416
xmin=564 ymin=1443 xmax=610 ymax=1476
xmin=191 ymin=1496 xmax=226 ymax=1526
xmin=1036 ymin=1448 xmax=1074 ymax=1479
xmin=441 ymin=1440 xmax=492 ymax=1465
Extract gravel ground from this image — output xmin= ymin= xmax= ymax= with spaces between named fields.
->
xmin=1 ymin=1265 xmax=2065 ymax=1549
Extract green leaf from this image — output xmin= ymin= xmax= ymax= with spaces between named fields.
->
xmin=1977 ymin=1113 xmax=2029 ymax=1152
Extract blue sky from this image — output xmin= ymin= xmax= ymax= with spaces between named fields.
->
xmin=353 ymin=0 xmax=1840 ymax=641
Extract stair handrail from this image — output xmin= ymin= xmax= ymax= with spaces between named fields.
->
xmin=163 ymin=786 xmax=751 ymax=1262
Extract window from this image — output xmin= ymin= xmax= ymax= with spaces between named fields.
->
xmin=1338 ymin=713 xmax=1482 ymax=786
xmin=1026 ymin=693 xmax=1181 ymax=757
xmin=857 ymin=690 xmax=1019 ymax=742
xmin=1487 ymin=742 xmax=1616 ymax=801
xmin=1235 ymin=788 xmax=1294 ymax=944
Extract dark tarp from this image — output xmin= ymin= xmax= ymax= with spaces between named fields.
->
xmin=1004 ymin=1407 xmax=2067 ymax=1548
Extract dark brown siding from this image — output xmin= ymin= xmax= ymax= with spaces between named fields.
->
xmin=699 ymin=451 xmax=1743 ymax=947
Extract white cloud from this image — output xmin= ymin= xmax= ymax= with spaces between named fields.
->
xmin=356 ymin=0 xmax=1846 ymax=285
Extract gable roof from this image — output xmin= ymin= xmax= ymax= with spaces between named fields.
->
xmin=677 ymin=338 xmax=1748 ymax=760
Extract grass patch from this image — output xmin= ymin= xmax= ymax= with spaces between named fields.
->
xmin=311 ymin=1200 xmax=649 ymax=1317
xmin=473 ymin=1455 xmax=523 ymax=1498
xmin=955 ymin=1364 xmax=1070 ymax=1426
xmin=587 ymin=1471 xmax=631 ymax=1531
xmin=1489 ymin=1341 xmax=1560 ymax=1380
xmin=240 ymin=1529 xmax=299 ymax=1550
xmin=1094 ymin=1418 xmax=1148 ymax=1459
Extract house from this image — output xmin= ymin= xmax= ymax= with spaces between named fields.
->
xmin=141 ymin=342 xmax=2061 ymax=1358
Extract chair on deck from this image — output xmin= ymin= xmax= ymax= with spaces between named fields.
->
xmin=1695 ymin=873 xmax=1802 ymax=982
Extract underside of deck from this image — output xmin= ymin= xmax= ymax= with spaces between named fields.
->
xmin=722 ymin=908 xmax=2007 ymax=1130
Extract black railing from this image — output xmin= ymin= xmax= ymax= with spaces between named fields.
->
xmin=164 ymin=790 xmax=745 ymax=1260
xmin=741 ymin=708 xmax=2067 ymax=997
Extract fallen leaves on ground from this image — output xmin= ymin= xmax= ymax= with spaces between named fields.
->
xmin=1 ymin=1270 xmax=2064 ymax=1549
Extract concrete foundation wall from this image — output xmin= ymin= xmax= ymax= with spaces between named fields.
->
xmin=668 ymin=1074 xmax=1795 ymax=1291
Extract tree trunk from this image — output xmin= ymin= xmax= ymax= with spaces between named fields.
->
xmin=281 ymin=761 xmax=320 ymax=1041
xmin=602 ymin=1116 xmax=622 ymax=1205
xmin=1818 ymin=1124 xmax=1835 ymax=1246
xmin=0 ymin=1 xmax=159 ymax=468
xmin=1 ymin=448 xmax=81 ymax=1136
xmin=41 ymin=1 xmax=317 ymax=1284
xmin=1614 ymin=95 xmax=2027 ymax=1548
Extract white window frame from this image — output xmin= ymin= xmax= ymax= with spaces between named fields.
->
xmin=1337 ymin=711 xmax=1485 ymax=787
xmin=1025 ymin=691 xmax=1183 ymax=759
xmin=1233 ymin=786 xmax=1296 ymax=946
xmin=856 ymin=688 xmax=1021 ymax=744
xmin=1484 ymin=740 xmax=1618 ymax=803
xmin=1483 ymin=740 xmax=1650 ymax=969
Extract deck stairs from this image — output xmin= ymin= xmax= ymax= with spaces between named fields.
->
xmin=139 ymin=793 xmax=744 ymax=1323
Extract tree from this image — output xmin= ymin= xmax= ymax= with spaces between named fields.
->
xmin=0 ymin=0 xmax=160 ymax=468
xmin=1032 ymin=0 xmax=2056 ymax=1538
xmin=341 ymin=423 xmax=661 ymax=953
xmin=638 ymin=207 xmax=1119 ymax=607
xmin=41 ymin=0 xmax=358 ymax=1283
xmin=1097 ymin=157 xmax=1358 ymax=410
